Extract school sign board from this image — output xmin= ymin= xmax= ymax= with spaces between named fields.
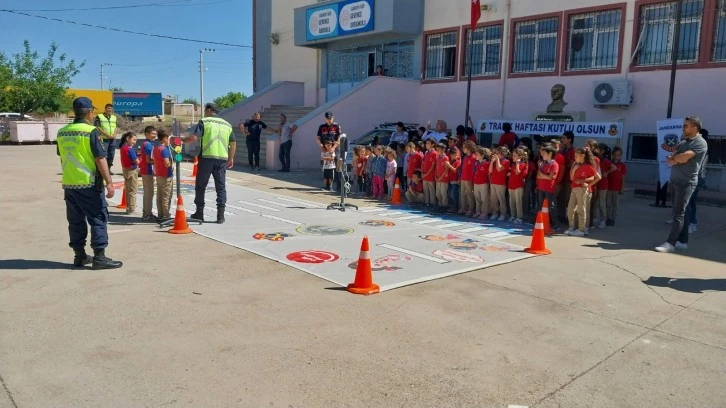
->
xmin=306 ymin=0 xmax=375 ymax=41
xmin=476 ymin=119 xmax=624 ymax=139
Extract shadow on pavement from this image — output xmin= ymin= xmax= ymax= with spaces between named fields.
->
xmin=0 ymin=259 xmax=72 ymax=270
xmin=643 ymin=277 xmax=726 ymax=294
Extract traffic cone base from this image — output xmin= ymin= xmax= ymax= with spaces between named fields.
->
xmin=390 ymin=177 xmax=403 ymax=205
xmin=168 ymin=195 xmax=193 ymax=234
xmin=116 ymin=187 xmax=128 ymax=209
xmin=540 ymin=198 xmax=553 ymax=235
xmin=347 ymin=236 xmax=380 ymax=295
xmin=525 ymin=212 xmax=551 ymax=255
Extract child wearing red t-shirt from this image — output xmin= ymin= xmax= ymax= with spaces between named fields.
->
xmin=421 ymin=139 xmax=438 ymax=206
xmin=406 ymin=141 xmax=423 ymax=187
xmin=354 ymin=146 xmax=366 ymax=196
xmin=606 ymin=147 xmax=627 ymax=226
xmin=508 ymin=148 xmax=528 ymax=223
xmin=434 ymin=143 xmax=450 ymax=209
xmin=405 ymin=170 xmax=425 ymax=203
xmin=566 ymin=148 xmax=601 ymax=237
xmin=458 ymin=141 xmax=477 ymax=216
xmin=119 ymin=132 xmax=140 ymax=215
xmin=473 ymin=147 xmax=491 ymax=219
xmin=537 ymin=144 xmax=560 ymax=230
xmin=489 ymin=146 xmax=510 ymax=221
xmin=594 ymin=143 xmax=616 ymax=229
xmin=153 ymin=130 xmax=173 ymax=221
xmin=446 ymin=149 xmax=462 ymax=213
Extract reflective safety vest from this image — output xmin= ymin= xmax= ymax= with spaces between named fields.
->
xmin=97 ymin=114 xmax=117 ymax=140
xmin=200 ymin=116 xmax=233 ymax=160
xmin=57 ymin=123 xmax=98 ymax=189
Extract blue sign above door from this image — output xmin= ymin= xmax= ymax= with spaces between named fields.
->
xmin=306 ymin=0 xmax=375 ymax=41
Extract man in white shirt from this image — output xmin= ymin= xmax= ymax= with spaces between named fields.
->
xmin=277 ymin=113 xmax=297 ymax=172
xmin=421 ymin=120 xmax=448 ymax=143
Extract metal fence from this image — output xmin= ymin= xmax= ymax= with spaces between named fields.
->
xmin=512 ymin=17 xmax=559 ymax=73
xmin=463 ymin=25 xmax=503 ymax=77
xmin=636 ymin=0 xmax=703 ymax=66
xmin=425 ymin=31 xmax=458 ymax=79
xmin=566 ymin=9 xmax=622 ymax=71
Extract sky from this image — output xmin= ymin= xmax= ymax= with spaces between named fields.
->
xmin=0 ymin=0 xmax=253 ymax=103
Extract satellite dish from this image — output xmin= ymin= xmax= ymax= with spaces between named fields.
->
xmin=594 ymin=83 xmax=614 ymax=104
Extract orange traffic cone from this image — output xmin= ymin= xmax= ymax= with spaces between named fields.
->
xmin=168 ymin=195 xmax=193 ymax=234
xmin=116 ymin=186 xmax=127 ymax=209
xmin=191 ymin=157 xmax=198 ymax=177
xmin=347 ymin=236 xmax=380 ymax=295
xmin=525 ymin=212 xmax=551 ymax=255
xmin=540 ymin=198 xmax=553 ymax=235
xmin=390 ymin=177 xmax=402 ymax=204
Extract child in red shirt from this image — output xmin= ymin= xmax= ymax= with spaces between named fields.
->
xmin=606 ymin=147 xmax=627 ymax=226
xmin=434 ymin=143 xmax=450 ymax=210
xmin=153 ymin=130 xmax=173 ymax=221
xmin=458 ymin=141 xmax=477 ymax=216
xmin=119 ymin=132 xmax=140 ymax=215
xmin=537 ymin=144 xmax=560 ymax=229
xmin=406 ymin=142 xmax=423 ymax=182
xmin=446 ymin=148 xmax=462 ymax=213
xmin=489 ymin=146 xmax=510 ymax=221
xmin=421 ymin=139 xmax=437 ymax=207
xmin=566 ymin=148 xmax=601 ymax=237
xmin=405 ymin=170 xmax=425 ymax=203
xmin=473 ymin=146 xmax=491 ymax=219
xmin=508 ymin=148 xmax=528 ymax=223
xmin=594 ymin=143 xmax=616 ymax=229
xmin=354 ymin=146 xmax=367 ymax=196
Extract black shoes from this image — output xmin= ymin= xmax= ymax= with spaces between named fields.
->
xmin=190 ymin=210 xmax=205 ymax=222
xmin=217 ymin=208 xmax=225 ymax=224
xmin=72 ymin=248 xmax=93 ymax=267
xmin=92 ymin=249 xmax=122 ymax=270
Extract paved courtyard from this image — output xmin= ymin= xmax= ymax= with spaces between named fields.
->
xmin=1 ymin=145 xmax=725 ymax=408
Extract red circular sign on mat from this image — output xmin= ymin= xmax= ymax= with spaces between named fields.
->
xmin=286 ymin=251 xmax=339 ymax=264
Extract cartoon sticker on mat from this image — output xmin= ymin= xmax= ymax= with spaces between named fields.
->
xmin=481 ymin=244 xmax=517 ymax=252
xmin=433 ymin=249 xmax=484 ymax=263
xmin=419 ymin=234 xmax=461 ymax=241
xmin=253 ymin=232 xmax=293 ymax=242
xmin=286 ymin=251 xmax=340 ymax=264
xmin=360 ymin=220 xmax=395 ymax=227
xmin=295 ymin=225 xmax=355 ymax=236
xmin=348 ymin=254 xmax=412 ymax=272
xmin=447 ymin=239 xmax=479 ymax=251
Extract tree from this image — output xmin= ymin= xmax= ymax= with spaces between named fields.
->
xmin=213 ymin=91 xmax=246 ymax=110
xmin=0 ymin=41 xmax=85 ymax=117
xmin=181 ymin=98 xmax=199 ymax=105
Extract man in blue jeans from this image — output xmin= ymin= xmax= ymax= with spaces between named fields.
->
xmin=655 ymin=117 xmax=708 ymax=253
xmin=277 ymin=113 xmax=297 ymax=172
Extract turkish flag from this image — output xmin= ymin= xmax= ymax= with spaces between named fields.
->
xmin=471 ymin=0 xmax=481 ymax=29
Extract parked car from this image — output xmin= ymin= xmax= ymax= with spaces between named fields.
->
xmin=0 ymin=113 xmax=39 ymax=121
xmin=345 ymin=122 xmax=419 ymax=170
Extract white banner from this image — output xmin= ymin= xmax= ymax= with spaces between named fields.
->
xmin=656 ymin=118 xmax=683 ymax=185
xmin=476 ymin=119 xmax=624 ymax=139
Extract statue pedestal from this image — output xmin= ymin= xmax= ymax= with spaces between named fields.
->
xmin=532 ymin=111 xmax=586 ymax=122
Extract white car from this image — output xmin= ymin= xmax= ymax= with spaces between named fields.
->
xmin=0 ymin=113 xmax=39 ymax=121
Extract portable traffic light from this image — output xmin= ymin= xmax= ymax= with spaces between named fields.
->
xmin=171 ymin=136 xmax=183 ymax=162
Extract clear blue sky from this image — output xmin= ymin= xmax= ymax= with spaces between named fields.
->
xmin=0 ymin=0 xmax=253 ymax=103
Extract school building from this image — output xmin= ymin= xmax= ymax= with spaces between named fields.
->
xmin=223 ymin=0 xmax=726 ymax=191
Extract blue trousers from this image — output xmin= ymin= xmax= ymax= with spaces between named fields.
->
xmin=65 ymin=188 xmax=109 ymax=250
xmin=103 ymin=139 xmax=116 ymax=168
xmin=448 ymin=183 xmax=460 ymax=210
xmin=194 ymin=158 xmax=227 ymax=209
xmin=279 ymin=140 xmax=292 ymax=171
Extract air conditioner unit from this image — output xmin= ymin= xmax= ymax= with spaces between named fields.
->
xmin=592 ymin=79 xmax=633 ymax=107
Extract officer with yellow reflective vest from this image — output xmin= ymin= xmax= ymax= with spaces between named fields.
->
xmin=183 ymin=103 xmax=236 ymax=224
xmin=94 ymin=103 xmax=118 ymax=174
xmin=57 ymin=97 xmax=123 ymax=270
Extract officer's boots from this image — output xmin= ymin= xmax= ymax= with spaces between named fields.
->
xmin=92 ymin=249 xmax=123 ymax=270
xmin=217 ymin=207 xmax=225 ymax=224
xmin=72 ymin=248 xmax=93 ymax=267
xmin=190 ymin=209 xmax=204 ymax=222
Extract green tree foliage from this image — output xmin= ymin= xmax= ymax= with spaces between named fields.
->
xmin=0 ymin=41 xmax=84 ymax=117
xmin=181 ymin=98 xmax=199 ymax=105
xmin=212 ymin=91 xmax=247 ymax=110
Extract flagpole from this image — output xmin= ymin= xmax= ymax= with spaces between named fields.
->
xmin=465 ymin=27 xmax=474 ymax=128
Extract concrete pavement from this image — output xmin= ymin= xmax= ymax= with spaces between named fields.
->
xmin=1 ymin=145 xmax=724 ymax=408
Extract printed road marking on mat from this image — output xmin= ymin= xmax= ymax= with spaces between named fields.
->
xmin=480 ymin=231 xmax=510 ymax=239
xmin=260 ymin=214 xmax=302 ymax=226
xmin=274 ymin=196 xmax=326 ymax=208
xmin=236 ymin=200 xmax=282 ymax=212
xmin=433 ymin=223 xmax=464 ymax=229
xmin=414 ymin=219 xmax=440 ymax=225
xmin=256 ymin=198 xmax=294 ymax=208
xmin=377 ymin=244 xmax=450 ymax=264
xmin=457 ymin=226 xmax=489 ymax=233
xmin=225 ymin=203 xmax=259 ymax=214
xmin=191 ymin=197 xmax=236 ymax=216
xmin=360 ymin=207 xmax=386 ymax=213
xmin=379 ymin=212 xmax=404 ymax=217
xmin=396 ymin=215 xmax=424 ymax=221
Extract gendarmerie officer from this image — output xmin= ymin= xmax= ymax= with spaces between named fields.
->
xmin=184 ymin=103 xmax=236 ymax=224
xmin=57 ymin=97 xmax=122 ymax=269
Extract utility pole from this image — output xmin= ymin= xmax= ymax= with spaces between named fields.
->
xmin=199 ymin=48 xmax=215 ymax=118
xmin=100 ymin=63 xmax=112 ymax=90
xmin=666 ymin=0 xmax=682 ymax=118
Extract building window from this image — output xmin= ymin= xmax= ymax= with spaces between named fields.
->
xmin=636 ymin=0 xmax=704 ymax=66
xmin=627 ymin=133 xmax=658 ymax=161
xmin=463 ymin=25 xmax=502 ymax=77
xmin=566 ymin=9 xmax=622 ymax=71
xmin=425 ymin=31 xmax=458 ymax=80
xmin=713 ymin=0 xmax=726 ymax=61
xmin=706 ymin=134 xmax=726 ymax=166
xmin=512 ymin=17 xmax=559 ymax=73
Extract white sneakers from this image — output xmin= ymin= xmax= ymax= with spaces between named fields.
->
xmin=689 ymin=224 xmax=698 ymax=234
xmin=598 ymin=220 xmax=607 ymax=229
xmin=654 ymin=242 xmax=688 ymax=253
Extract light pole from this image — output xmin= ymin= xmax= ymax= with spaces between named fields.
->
xmin=100 ymin=63 xmax=112 ymax=90
xmin=199 ymin=48 xmax=215 ymax=118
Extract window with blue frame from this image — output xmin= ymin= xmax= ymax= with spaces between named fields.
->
xmin=463 ymin=25 xmax=503 ymax=77
xmin=713 ymin=0 xmax=726 ymax=61
xmin=566 ymin=9 xmax=622 ymax=71
xmin=636 ymin=0 xmax=704 ymax=66
xmin=425 ymin=31 xmax=458 ymax=79
xmin=512 ymin=17 xmax=559 ymax=73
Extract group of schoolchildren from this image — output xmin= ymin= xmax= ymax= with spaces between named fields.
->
xmin=348 ymin=128 xmax=628 ymax=237
xmin=117 ymin=126 xmax=175 ymax=222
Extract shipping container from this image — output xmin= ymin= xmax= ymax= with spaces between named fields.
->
xmin=113 ymin=92 xmax=163 ymax=120
xmin=66 ymin=89 xmax=113 ymax=116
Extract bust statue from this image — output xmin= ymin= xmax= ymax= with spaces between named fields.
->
xmin=547 ymin=84 xmax=568 ymax=113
